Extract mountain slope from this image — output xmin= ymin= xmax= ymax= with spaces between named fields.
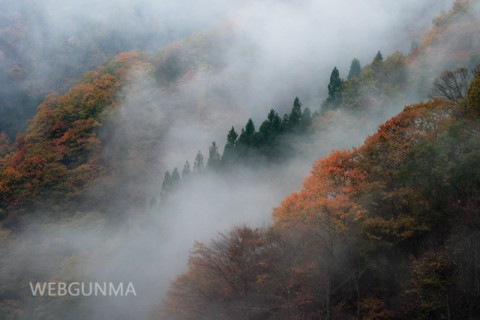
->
xmin=0 ymin=52 xmax=145 ymax=221
xmin=162 ymin=73 xmax=480 ymax=320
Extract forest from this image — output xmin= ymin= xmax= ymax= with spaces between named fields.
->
xmin=0 ymin=0 xmax=479 ymax=319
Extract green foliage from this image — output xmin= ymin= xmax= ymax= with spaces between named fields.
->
xmin=338 ymin=50 xmax=407 ymax=111
xmin=467 ymin=74 xmax=480 ymax=115
xmin=171 ymin=168 xmax=181 ymax=186
xmin=193 ymin=151 xmax=205 ymax=173
xmin=372 ymin=50 xmax=383 ymax=66
xmin=408 ymin=252 xmax=455 ymax=319
xmin=324 ymin=66 xmax=343 ymax=109
xmin=161 ymin=171 xmax=172 ymax=197
xmin=161 ymin=96 xmax=316 ymax=193
xmin=222 ymin=127 xmax=238 ymax=165
xmin=182 ymin=161 xmax=191 ymax=179
xmin=165 ymin=78 xmax=480 ymax=318
xmin=207 ymin=142 xmax=221 ymax=169
xmin=226 ymin=126 xmax=238 ymax=145
xmin=348 ymin=58 xmax=361 ymax=80
xmin=300 ymin=107 xmax=312 ymax=130
xmin=242 ymin=119 xmax=256 ymax=144
xmin=288 ymin=97 xmax=302 ymax=128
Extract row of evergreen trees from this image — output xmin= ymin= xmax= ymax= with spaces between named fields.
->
xmin=161 ymin=97 xmax=316 ymax=198
xmin=161 ymin=50 xmax=394 ymax=198
xmin=323 ymin=51 xmax=385 ymax=110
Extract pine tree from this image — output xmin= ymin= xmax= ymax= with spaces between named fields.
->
xmin=289 ymin=97 xmax=303 ymax=129
xmin=267 ymin=109 xmax=276 ymax=123
xmin=193 ymin=151 xmax=204 ymax=173
xmin=245 ymin=119 xmax=255 ymax=138
xmin=281 ymin=114 xmax=289 ymax=132
xmin=372 ymin=51 xmax=383 ymax=65
xmin=238 ymin=119 xmax=256 ymax=146
xmin=227 ymin=127 xmax=238 ymax=145
xmin=182 ymin=161 xmax=191 ymax=179
xmin=222 ymin=127 xmax=238 ymax=165
xmin=300 ymin=107 xmax=312 ymax=130
xmin=161 ymin=171 xmax=172 ymax=197
xmin=171 ymin=167 xmax=181 ymax=186
xmin=267 ymin=109 xmax=282 ymax=132
xmin=371 ymin=50 xmax=384 ymax=81
xmin=372 ymin=51 xmax=383 ymax=73
xmin=325 ymin=67 xmax=343 ymax=109
xmin=347 ymin=58 xmax=361 ymax=80
xmin=207 ymin=142 xmax=221 ymax=169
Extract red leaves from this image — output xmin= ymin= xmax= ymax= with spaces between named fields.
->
xmin=162 ymin=227 xmax=271 ymax=319
xmin=273 ymin=149 xmax=366 ymax=228
xmin=0 ymin=53 xmax=140 ymax=210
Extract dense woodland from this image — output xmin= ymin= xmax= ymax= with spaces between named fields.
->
xmin=161 ymin=77 xmax=480 ymax=319
xmin=0 ymin=0 xmax=480 ymax=319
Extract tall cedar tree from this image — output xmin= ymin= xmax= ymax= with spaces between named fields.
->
xmin=161 ymin=171 xmax=172 ymax=196
xmin=347 ymin=58 xmax=361 ymax=80
xmin=193 ymin=151 xmax=204 ymax=173
xmin=171 ymin=168 xmax=181 ymax=187
xmin=326 ymin=67 xmax=343 ymax=109
xmin=238 ymin=119 xmax=256 ymax=146
xmin=289 ymin=97 xmax=303 ymax=128
xmin=300 ymin=107 xmax=312 ymax=130
xmin=268 ymin=109 xmax=282 ymax=132
xmin=371 ymin=50 xmax=383 ymax=75
xmin=222 ymin=127 xmax=238 ymax=165
xmin=182 ymin=161 xmax=191 ymax=179
xmin=207 ymin=142 xmax=221 ymax=169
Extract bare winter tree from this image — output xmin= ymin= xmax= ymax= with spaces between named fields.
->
xmin=431 ymin=67 xmax=471 ymax=103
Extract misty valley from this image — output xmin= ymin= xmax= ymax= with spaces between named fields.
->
xmin=1 ymin=0 xmax=480 ymax=319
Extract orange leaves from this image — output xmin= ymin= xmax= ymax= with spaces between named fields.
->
xmin=273 ymin=99 xmax=454 ymax=246
xmin=0 ymin=53 xmax=139 ymax=211
xmin=363 ymin=215 xmax=428 ymax=242
xmin=115 ymin=51 xmax=140 ymax=65
xmin=273 ymin=149 xmax=366 ymax=228
xmin=359 ymin=100 xmax=451 ymax=183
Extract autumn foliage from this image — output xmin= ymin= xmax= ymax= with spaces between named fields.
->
xmin=162 ymin=81 xmax=480 ymax=318
xmin=0 ymin=52 xmax=140 ymax=217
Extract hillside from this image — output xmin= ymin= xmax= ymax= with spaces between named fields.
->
xmin=0 ymin=1 xmax=480 ymax=319
xmin=161 ymin=71 xmax=480 ymax=320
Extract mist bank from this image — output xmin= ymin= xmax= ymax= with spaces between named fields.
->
xmin=0 ymin=0 xmax=451 ymax=137
xmin=0 ymin=0 xmax=473 ymax=319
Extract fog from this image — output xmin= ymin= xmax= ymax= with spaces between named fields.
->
xmin=0 ymin=0 xmax=458 ymax=319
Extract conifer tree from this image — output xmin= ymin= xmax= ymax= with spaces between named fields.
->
xmin=193 ymin=151 xmax=204 ymax=173
xmin=267 ymin=109 xmax=277 ymax=123
xmin=207 ymin=142 xmax=221 ymax=169
xmin=222 ymin=127 xmax=238 ymax=165
xmin=325 ymin=67 xmax=343 ymax=108
xmin=372 ymin=50 xmax=383 ymax=64
xmin=300 ymin=107 xmax=312 ymax=130
xmin=227 ymin=127 xmax=238 ymax=145
xmin=161 ymin=170 xmax=172 ymax=196
xmin=347 ymin=58 xmax=361 ymax=80
xmin=245 ymin=119 xmax=255 ymax=139
xmin=238 ymin=119 xmax=256 ymax=146
xmin=267 ymin=109 xmax=282 ymax=133
xmin=372 ymin=51 xmax=383 ymax=74
xmin=182 ymin=161 xmax=191 ymax=179
xmin=289 ymin=97 xmax=303 ymax=129
xmin=171 ymin=167 xmax=181 ymax=186
xmin=281 ymin=114 xmax=289 ymax=132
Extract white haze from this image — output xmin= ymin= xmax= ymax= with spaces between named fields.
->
xmin=0 ymin=0 xmax=457 ymax=319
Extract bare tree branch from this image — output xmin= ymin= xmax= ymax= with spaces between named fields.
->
xmin=431 ymin=67 xmax=471 ymax=103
